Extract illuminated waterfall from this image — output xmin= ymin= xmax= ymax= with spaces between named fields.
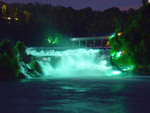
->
xmin=26 ymin=48 xmax=121 ymax=78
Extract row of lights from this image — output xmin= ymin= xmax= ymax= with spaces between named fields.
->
xmin=3 ymin=17 xmax=19 ymax=21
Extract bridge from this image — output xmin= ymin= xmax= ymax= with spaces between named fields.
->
xmin=27 ymin=34 xmax=112 ymax=52
xmin=69 ymin=34 xmax=112 ymax=48
xmin=27 ymin=46 xmax=111 ymax=52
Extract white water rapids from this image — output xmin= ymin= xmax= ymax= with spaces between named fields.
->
xmin=25 ymin=48 xmax=121 ymax=78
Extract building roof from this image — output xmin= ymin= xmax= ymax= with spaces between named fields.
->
xmin=70 ymin=34 xmax=112 ymax=41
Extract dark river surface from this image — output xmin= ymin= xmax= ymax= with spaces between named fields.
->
xmin=0 ymin=75 xmax=150 ymax=113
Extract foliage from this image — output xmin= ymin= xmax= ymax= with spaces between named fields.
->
xmin=15 ymin=41 xmax=26 ymax=55
xmin=46 ymin=32 xmax=62 ymax=46
xmin=109 ymin=4 xmax=150 ymax=73
xmin=142 ymin=0 xmax=147 ymax=6
xmin=0 ymin=40 xmax=18 ymax=57
xmin=23 ymin=10 xmax=30 ymax=22
xmin=0 ymin=39 xmax=42 ymax=79
xmin=0 ymin=40 xmax=20 ymax=79
xmin=0 ymin=2 xmax=137 ymax=46
xmin=15 ymin=41 xmax=28 ymax=63
xmin=27 ymin=55 xmax=42 ymax=76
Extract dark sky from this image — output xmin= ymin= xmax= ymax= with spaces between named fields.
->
xmin=4 ymin=0 xmax=142 ymax=11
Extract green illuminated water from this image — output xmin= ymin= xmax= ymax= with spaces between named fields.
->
xmin=2 ymin=48 xmax=150 ymax=113
xmin=1 ymin=76 xmax=150 ymax=113
xmin=26 ymin=48 xmax=121 ymax=78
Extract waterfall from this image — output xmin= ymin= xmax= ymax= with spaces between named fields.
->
xmin=26 ymin=48 xmax=121 ymax=78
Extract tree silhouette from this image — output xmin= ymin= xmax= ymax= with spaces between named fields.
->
xmin=142 ymin=0 xmax=147 ymax=5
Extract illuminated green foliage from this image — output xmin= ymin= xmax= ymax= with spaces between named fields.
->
xmin=0 ymin=40 xmax=42 ymax=79
xmin=109 ymin=33 xmax=115 ymax=40
xmin=53 ymin=37 xmax=59 ymax=44
xmin=47 ymin=36 xmax=53 ymax=44
xmin=15 ymin=41 xmax=26 ymax=55
xmin=47 ymin=36 xmax=59 ymax=45
xmin=110 ymin=4 xmax=150 ymax=74
xmin=46 ymin=32 xmax=63 ymax=46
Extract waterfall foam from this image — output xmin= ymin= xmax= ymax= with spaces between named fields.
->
xmin=26 ymin=48 xmax=121 ymax=78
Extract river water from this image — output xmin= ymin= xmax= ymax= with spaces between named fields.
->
xmin=0 ymin=75 xmax=150 ymax=113
xmin=0 ymin=48 xmax=149 ymax=112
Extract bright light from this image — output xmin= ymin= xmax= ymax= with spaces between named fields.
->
xmin=15 ymin=18 xmax=19 ymax=21
xmin=127 ymin=65 xmax=134 ymax=71
xmin=112 ymin=51 xmax=122 ymax=59
xmin=52 ymin=37 xmax=59 ymax=44
xmin=8 ymin=17 xmax=11 ymax=20
xmin=47 ymin=39 xmax=51 ymax=44
xmin=47 ymin=36 xmax=52 ymax=44
xmin=117 ymin=32 xmax=122 ymax=36
xmin=113 ymin=71 xmax=121 ymax=75
xmin=71 ymin=38 xmax=76 ymax=41
xmin=123 ymin=68 xmax=127 ymax=71
xmin=122 ymin=65 xmax=134 ymax=72
xmin=106 ymin=41 xmax=109 ymax=46
xmin=47 ymin=36 xmax=59 ymax=45
xmin=109 ymin=33 xmax=115 ymax=40
xmin=117 ymin=51 xmax=122 ymax=57
xmin=111 ymin=51 xmax=122 ymax=59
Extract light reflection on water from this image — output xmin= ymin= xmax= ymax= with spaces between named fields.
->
xmin=0 ymin=76 xmax=150 ymax=113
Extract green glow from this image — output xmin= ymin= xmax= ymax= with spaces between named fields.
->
xmin=122 ymin=65 xmax=134 ymax=71
xmin=47 ymin=39 xmax=51 ymax=43
xmin=111 ymin=49 xmax=135 ymax=72
xmin=47 ymin=36 xmax=53 ymax=44
xmin=61 ymin=86 xmax=87 ymax=92
xmin=116 ymin=51 xmax=122 ymax=58
xmin=109 ymin=33 xmax=115 ymax=40
xmin=26 ymin=48 xmax=122 ymax=77
xmin=111 ymin=51 xmax=122 ymax=59
xmin=52 ymin=37 xmax=59 ymax=44
xmin=47 ymin=36 xmax=59 ymax=45
xmin=123 ymin=68 xmax=127 ymax=71
xmin=110 ymin=52 xmax=115 ymax=57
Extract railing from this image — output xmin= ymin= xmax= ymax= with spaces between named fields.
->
xmin=27 ymin=46 xmax=111 ymax=51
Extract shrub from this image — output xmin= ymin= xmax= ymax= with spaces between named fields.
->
xmin=0 ymin=40 xmax=20 ymax=79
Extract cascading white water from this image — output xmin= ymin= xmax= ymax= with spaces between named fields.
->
xmin=26 ymin=48 xmax=121 ymax=78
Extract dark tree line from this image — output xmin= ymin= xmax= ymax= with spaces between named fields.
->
xmin=0 ymin=1 xmax=138 ymax=46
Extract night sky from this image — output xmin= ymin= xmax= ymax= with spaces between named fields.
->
xmin=4 ymin=0 xmax=142 ymax=11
